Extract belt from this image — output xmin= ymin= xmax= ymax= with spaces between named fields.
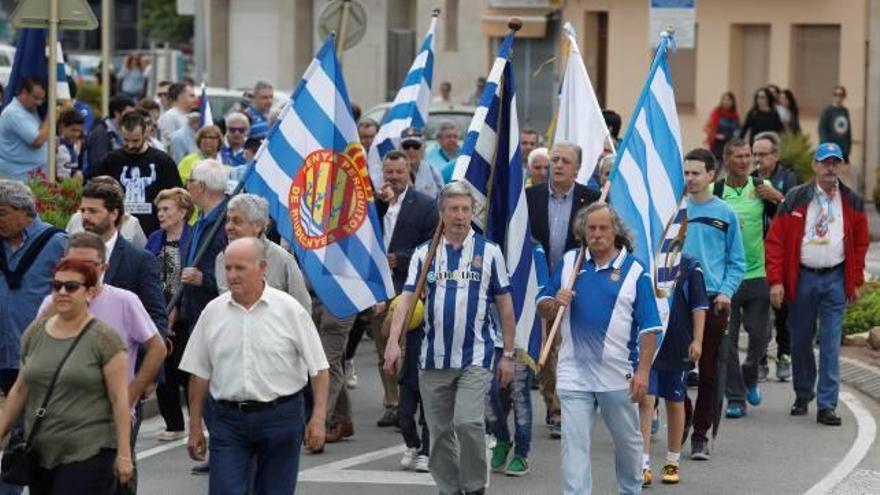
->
xmin=800 ymin=263 xmax=843 ymax=274
xmin=216 ymin=392 xmax=299 ymax=413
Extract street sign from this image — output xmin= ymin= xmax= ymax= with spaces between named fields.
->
xmin=649 ymin=0 xmax=695 ymax=49
xmin=318 ymin=0 xmax=367 ymax=51
xmin=10 ymin=0 xmax=99 ymax=30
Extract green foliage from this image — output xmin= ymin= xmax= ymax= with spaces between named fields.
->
xmin=26 ymin=173 xmax=82 ymax=228
xmin=843 ymin=282 xmax=880 ymax=335
xmin=139 ymin=0 xmax=194 ymax=45
xmin=779 ymin=132 xmax=814 ymax=183
xmin=76 ymin=83 xmax=103 ymax=119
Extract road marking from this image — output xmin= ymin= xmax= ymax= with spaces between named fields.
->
xmin=804 ymin=391 xmax=877 ymax=495
xmin=299 ymin=444 xmax=435 ymax=486
xmin=137 ymin=438 xmax=189 ymax=461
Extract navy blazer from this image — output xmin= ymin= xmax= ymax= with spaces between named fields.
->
xmin=176 ymin=201 xmax=228 ymax=332
xmin=105 ymin=235 xmax=169 ymax=336
xmin=525 ymin=182 xmax=600 ymax=259
xmin=377 ymin=189 xmax=439 ymax=293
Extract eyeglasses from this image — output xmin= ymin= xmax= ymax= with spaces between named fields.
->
xmin=753 ymin=152 xmax=773 ymax=158
xmin=402 ymin=142 xmax=422 ymax=150
xmin=52 ymin=280 xmax=85 ymax=293
xmin=228 ymin=127 xmax=247 ymax=134
xmin=157 ymin=92 xmax=168 ymax=98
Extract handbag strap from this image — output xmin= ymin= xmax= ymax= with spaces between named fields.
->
xmin=25 ymin=318 xmax=96 ymax=446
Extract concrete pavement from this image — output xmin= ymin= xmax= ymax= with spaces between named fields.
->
xmin=136 ymin=340 xmax=880 ymax=494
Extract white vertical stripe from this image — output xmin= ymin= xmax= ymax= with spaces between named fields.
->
xmin=617 ymin=150 xmax=653 ymax=267
xmin=649 ymin=68 xmax=683 ymax=156
xmin=635 ymin=113 xmax=677 ymax=220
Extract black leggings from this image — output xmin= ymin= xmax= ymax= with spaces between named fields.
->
xmin=156 ymin=329 xmax=190 ymax=432
xmin=30 ymin=448 xmax=117 ymax=495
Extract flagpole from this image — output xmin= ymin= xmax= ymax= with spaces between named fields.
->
xmin=47 ymin=0 xmax=59 ymax=182
xmin=336 ymin=0 xmax=351 ymax=64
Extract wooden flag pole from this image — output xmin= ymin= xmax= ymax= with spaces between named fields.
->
xmin=538 ymin=245 xmax=584 ymax=367
xmin=398 ymin=222 xmax=444 ymax=346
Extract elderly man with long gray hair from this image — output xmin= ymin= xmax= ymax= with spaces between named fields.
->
xmin=215 ymin=193 xmax=311 ymax=313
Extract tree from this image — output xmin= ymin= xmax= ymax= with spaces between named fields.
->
xmin=140 ymin=0 xmax=194 ymax=45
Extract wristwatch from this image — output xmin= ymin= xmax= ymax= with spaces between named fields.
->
xmin=502 ymin=350 xmax=515 ymax=359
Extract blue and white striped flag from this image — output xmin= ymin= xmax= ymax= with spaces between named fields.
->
xmin=608 ymin=31 xmax=685 ymax=301
xmin=198 ymin=82 xmax=213 ymax=127
xmin=244 ymin=36 xmax=395 ymax=318
xmin=366 ymin=12 xmax=436 ymax=186
xmin=655 ymin=198 xmax=687 ymax=294
xmin=452 ymin=32 xmax=542 ymax=364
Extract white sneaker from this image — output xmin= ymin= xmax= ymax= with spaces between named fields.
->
xmin=414 ymin=454 xmax=430 ymax=472
xmin=345 ymin=360 xmax=358 ymax=389
xmin=400 ymin=447 xmax=417 ymax=470
xmin=156 ymin=430 xmax=186 ymax=442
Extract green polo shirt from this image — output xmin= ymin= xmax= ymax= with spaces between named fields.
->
xmin=719 ymin=178 xmax=770 ymax=280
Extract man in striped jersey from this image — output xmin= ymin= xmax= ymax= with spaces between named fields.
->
xmin=385 ymin=182 xmax=516 ymax=495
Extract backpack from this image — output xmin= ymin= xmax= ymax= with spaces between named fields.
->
xmin=713 ymin=177 xmax=777 ymax=237
xmin=0 ymin=227 xmax=64 ymax=289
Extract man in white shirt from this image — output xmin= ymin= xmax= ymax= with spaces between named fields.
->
xmin=181 ymin=237 xmax=329 ymax=494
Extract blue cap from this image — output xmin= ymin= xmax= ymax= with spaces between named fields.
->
xmin=814 ymin=142 xmax=844 ymax=162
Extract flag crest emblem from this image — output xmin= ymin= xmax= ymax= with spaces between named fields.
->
xmin=289 ymin=146 xmax=372 ymax=249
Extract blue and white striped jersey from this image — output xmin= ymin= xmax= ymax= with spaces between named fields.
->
xmin=404 ymin=230 xmax=511 ymax=370
xmin=538 ymin=247 xmax=663 ymax=392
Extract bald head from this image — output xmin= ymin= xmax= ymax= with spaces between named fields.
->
xmin=224 ymin=237 xmax=268 ymax=305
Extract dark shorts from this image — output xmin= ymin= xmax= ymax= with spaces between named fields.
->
xmin=649 ymin=369 xmax=687 ymax=402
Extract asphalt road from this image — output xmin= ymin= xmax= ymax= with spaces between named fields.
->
xmin=135 ymin=343 xmax=880 ymax=495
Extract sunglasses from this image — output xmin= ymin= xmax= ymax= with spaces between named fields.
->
xmin=228 ymin=127 xmax=247 ymax=134
xmin=402 ymin=142 xmax=422 ymax=150
xmin=52 ymin=280 xmax=85 ymax=293
xmin=157 ymin=92 xmax=168 ymax=98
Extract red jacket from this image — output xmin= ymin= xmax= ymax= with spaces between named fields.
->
xmin=765 ymin=181 xmax=869 ymax=302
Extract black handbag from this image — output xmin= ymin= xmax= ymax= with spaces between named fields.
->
xmin=1 ymin=319 xmax=95 ymax=485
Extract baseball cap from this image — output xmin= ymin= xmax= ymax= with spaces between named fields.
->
xmin=400 ymin=126 xmax=424 ymax=145
xmin=814 ymin=142 xmax=844 ymax=162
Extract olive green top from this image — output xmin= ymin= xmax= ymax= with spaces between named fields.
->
xmin=20 ymin=317 xmax=125 ymax=469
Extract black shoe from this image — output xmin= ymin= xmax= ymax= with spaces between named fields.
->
xmin=191 ymin=462 xmax=209 ymax=475
xmin=790 ymin=398 xmax=809 ymax=416
xmin=690 ymin=435 xmax=709 ymax=461
xmin=686 ymin=370 xmax=699 ymax=387
xmin=377 ymin=409 xmax=398 ymax=427
xmin=464 ymin=490 xmax=485 ymax=495
xmin=817 ymin=408 xmax=842 ymax=426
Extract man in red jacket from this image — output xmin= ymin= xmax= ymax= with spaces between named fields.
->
xmin=766 ymin=142 xmax=869 ymax=426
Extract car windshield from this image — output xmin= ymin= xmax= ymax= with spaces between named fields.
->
xmin=361 ymin=108 xmax=474 ymax=144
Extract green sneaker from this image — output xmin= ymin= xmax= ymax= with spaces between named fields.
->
xmin=491 ymin=442 xmax=511 ymax=472
xmin=505 ymin=455 xmax=530 ymax=477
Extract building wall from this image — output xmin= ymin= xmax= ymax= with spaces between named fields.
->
xmin=562 ymin=0 xmax=868 ymax=189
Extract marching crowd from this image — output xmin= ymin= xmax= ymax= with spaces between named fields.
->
xmin=0 ymin=75 xmax=869 ymax=495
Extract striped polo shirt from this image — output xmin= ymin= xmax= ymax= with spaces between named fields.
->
xmin=537 ymin=247 xmax=662 ymax=392
xmin=404 ymin=230 xmax=511 ymax=370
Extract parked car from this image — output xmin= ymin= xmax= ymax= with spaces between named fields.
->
xmin=362 ymin=101 xmax=476 ymax=147
xmin=207 ymin=87 xmax=290 ymax=121
xmin=0 ymin=43 xmax=15 ymax=87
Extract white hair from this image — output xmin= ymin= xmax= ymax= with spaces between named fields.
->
xmin=190 ymin=159 xmax=228 ymax=192
xmin=527 ymin=147 xmax=550 ymax=167
xmin=225 ymin=112 xmax=249 ymax=128
xmin=438 ymin=181 xmax=475 ymax=210
xmin=228 ymin=194 xmax=269 ymax=229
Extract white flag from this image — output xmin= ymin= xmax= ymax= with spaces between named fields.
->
xmin=554 ymin=22 xmax=610 ymax=185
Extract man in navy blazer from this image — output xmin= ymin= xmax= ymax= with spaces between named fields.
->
xmin=80 ymin=180 xmax=168 ymax=334
xmin=524 ymin=141 xmax=600 ymax=437
xmin=371 ymin=150 xmax=438 ymax=429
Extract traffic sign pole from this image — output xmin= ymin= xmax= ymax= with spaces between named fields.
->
xmin=101 ymin=0 xmax=110 ymax=117
xmin=336 ymin=0 xmax=351 ymax=64
xmin=47 ymin=0 xmax=58 ymax=182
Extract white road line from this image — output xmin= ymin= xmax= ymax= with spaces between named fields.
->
xmin=805 ymin=391 xmax=877 ymax=495
xmin=298 ymin=444 xmax=436 ymax=486
xmin=137 ymin=438 xmax=189 ymax=461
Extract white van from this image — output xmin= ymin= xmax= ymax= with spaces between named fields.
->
xmin=0 ymin=44 xmax=16 ymax=88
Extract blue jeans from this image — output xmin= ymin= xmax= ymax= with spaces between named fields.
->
xmin=788 ymin=266 xmax=845 ymax=411
xmin=558 ymin=389 xmax=643 ymax=495
xmin=486 ymin=349 xmax=533 ymax=457
xmin=209 ymin=392 xmax=306 ymax=495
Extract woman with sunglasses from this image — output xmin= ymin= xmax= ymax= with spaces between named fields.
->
xmin=220 ymin=112 xmax=251 ymax=167
xmin=178 ymin=125 xmax=226 ymax=184
xmin=0 ymin=258 xmax=132 ymax=494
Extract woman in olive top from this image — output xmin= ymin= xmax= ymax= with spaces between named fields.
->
xmin=0 ymin=258 xmax=132 ymax=494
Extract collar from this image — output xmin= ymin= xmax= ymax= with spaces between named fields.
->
xmin=391 ymin=186 xmax=409 ymax=206
xmin=22 ymin=217 xmax=44 ymax=241
xmin=815 ymin=180 xmax=839 ymax=198
xmin=199 ymin=197 xmax=228 ymax=223
xmin=442 ymin=228 xmax=475 ymax=250
xmin=228 ymin=282 xmax=270 ymax=311
xmin=104 ymin=230 xmax=119 ymax=265
xmin=584 ymin=246 xmax=628 ymax=271
xmin=550 ymin=182 xmax=575 ymax=199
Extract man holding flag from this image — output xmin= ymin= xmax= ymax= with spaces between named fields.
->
xmin=384 ymin=182 xmax=516 ymax=495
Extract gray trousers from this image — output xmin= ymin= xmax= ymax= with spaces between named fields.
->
xmin=726 ymin=277 xmax=771 ymax=406
xmin=419 ymin=366 xmax=493 ymax=494
xmin=313 ymin=300 xmax=355 ymax=425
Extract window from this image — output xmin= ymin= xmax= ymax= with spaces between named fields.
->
xmin=791 ymin=25 xmax=841 ymax=114
xmin=445 ymin=0 xmax=459 ymax=51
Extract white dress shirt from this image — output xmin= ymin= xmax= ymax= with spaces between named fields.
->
xmin=179 ymin=285 xmax=329 ymax=402
xmin=800 ymin=184 xmax=845 ymax=268
xmin=383 ymin=187 xmax=408 ymax=251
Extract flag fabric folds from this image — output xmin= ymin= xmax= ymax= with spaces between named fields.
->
xmin=366 ymin=14 xmax=436 ymax=186
xmin=3 ymin=29 xmax=71 ymax=110
xmin=451 ymin=32 xmax=542 ymax=364
xmin=244 ymin=36 xmax=395 ymax=319
xmin=554 ymin=22 xmax=610 ymax=185
xmin=199 ymin=82 xmax=214 ymax=127
xmin=608 ymin=31 xmax=685 ymax=297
